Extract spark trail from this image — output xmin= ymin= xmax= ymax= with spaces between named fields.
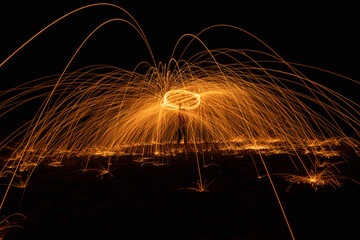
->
xmin=0 ymin=3 xmax=359 ymax=239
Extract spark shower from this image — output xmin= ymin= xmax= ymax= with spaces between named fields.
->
xmin=0 ymin=3 xmax=359 ymax=239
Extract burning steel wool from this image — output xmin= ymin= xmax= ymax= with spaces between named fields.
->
xmin=0 ymin=3 xmax=359 ymax=239
xmin=161 ymin=89 xmax=201 ymax=110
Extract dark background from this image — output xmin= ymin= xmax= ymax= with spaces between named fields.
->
xmin=0 ymin=1 xmax=359 ymax=81
xmin=1 ymin=2 xmax=360 ymax=239
xmin=0 ymin=0 xmax=359 ymax=136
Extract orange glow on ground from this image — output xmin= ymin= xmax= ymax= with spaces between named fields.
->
xmin=0 ymin=4 xmax=360 ymax=240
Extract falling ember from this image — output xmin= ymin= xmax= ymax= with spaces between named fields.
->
xmin=0 ymin=3 xmax=359 ymax=240
xmin=281 ymin=161 xmax=353 ymax=191
xmin=161 ymin=89 xmax=201 ymax=110
xmin=284 ymin=171 xmax=338 ymax=191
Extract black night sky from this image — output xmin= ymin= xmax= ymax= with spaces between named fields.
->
xmin=1 ymin=1 xmax=359 ymax=135
xmin=1 ymin=1 xmax=359 ymax=86
xmin=0 ymin=1 xmax=360 ymax=240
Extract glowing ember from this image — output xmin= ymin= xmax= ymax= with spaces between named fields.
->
xmin=282 ymin=161 xmax=345 ymax=191
xmin=0 ymin=4 xmax=359 ymax=240
xmin=161 ymin=89 xmax=201 ymax=110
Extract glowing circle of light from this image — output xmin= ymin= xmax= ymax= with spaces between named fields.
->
xmin=161 ymin=89 xmax=201 ymax=110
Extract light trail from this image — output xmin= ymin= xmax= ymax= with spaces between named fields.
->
xmin=0 ymin=3 xmax=360 ymax=239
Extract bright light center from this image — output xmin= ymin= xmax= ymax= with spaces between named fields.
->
xmin=161 ymin=89 xmax=201 ymax=110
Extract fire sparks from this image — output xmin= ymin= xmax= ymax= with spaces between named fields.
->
xmin=161 ymin=89 xmax=201 ymax=110
xmin=283 ymin=161 xmax=345 ymax=191
xmin=0 ymin=3 xmax=359 ymax=240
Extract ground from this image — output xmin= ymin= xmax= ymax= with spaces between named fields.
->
xmin=1 ymin=147 xmax=360 ymax=240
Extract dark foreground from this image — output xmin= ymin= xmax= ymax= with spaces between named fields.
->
xmin=2 ymin=149 xmax=360 ymax=240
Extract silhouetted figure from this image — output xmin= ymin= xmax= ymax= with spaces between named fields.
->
xmin=177 ymin=104 xmax=187 ymax=150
